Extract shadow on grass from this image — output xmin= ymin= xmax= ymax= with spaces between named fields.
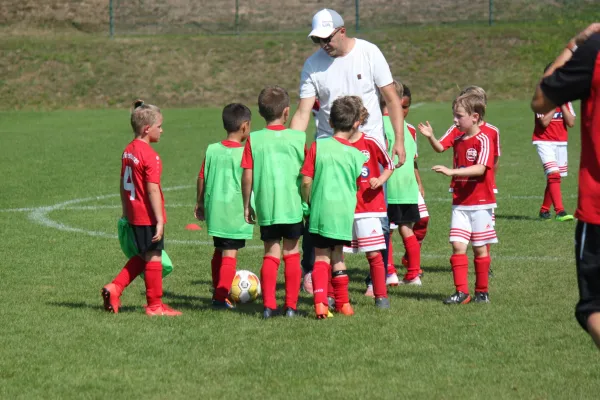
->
xmin=495 ymin=214 xmax=540 ymax=221
xmin=389 ymin=291 xmax=446 ymax=302
xmin=48 ymin=301 xmax=138 ymax=313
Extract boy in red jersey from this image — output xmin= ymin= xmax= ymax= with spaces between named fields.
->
xmin=346 ymin=103 xmax=395 ymax=308
xmin=241 ymin=86 xmax=305 ymax=319
xmin=532 ymin=65 xmax=576 ymax=221
xmin=419 ymin=93 xmax=497 ymax=304
xmin=195 ymin=103 xmax=254 ymax=310
xmin=102 ymin=100 xmax=181 ymax=316
xmin=301 ymin=96 xmax=368 ymax=318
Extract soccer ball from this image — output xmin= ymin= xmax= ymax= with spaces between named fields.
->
xmin=230 ymin=270 xmax=261 ymax=303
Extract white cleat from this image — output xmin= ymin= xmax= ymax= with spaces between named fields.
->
xmin=386 ymin=273 xmax=399 ymax=286
xmin=398 ymin=276 xmax=422 ymax=286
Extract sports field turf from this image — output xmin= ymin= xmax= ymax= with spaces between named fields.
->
xmin=1 ymin=101 xmax=599 ymax=399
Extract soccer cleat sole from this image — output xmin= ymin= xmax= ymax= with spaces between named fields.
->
xmin=101 ymin=287 xmax=118 ymax=314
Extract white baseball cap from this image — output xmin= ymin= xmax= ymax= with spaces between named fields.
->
xmin=308 ymin=9 xmax=344 ymax=38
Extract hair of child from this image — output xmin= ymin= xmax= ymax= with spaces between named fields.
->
xmin=330 ymin=95 xmax=370 ymax=132
xmin=222 ymin=103 xmax=252 ymax=133
xmin=130 ymin=99 xmax=161 ymax=134
xmin=258 ymin=86 xmax=290 ymax=122
xmin=453 ymin=92 xmax=486 ymax=122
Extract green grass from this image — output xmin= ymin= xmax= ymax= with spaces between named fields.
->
xmin=3 ymin=18 xmax=600 ymax=111
xmin=1 ymin=101 xmax=600 ymax=399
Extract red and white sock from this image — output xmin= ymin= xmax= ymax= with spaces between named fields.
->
xmin=211 ymin=249 xmax=223 ymax=290
xmin=283 ymin=253 xmax=301 ymax=310
xmin=403 ymin=234 xmax=421 ymax=281
xmin=112 ymin=255 xmax=144 ymax=293
xmin=260 ymin=256 xmax=280 ymax=310
xmin=368 ymin=253 xmax=387 ymax=298
xmin=474 ymin=256 xmax=491 ymax=293
xmin=332 ymin=271 xmax=350 ymax=309
xmin=144 ymin=261 xmax=163 ymax=308
xmin=312 ymin=261 xmax=329 ymax=306
xmin=450 ymin=254 xmax=469 ymax=294
xmin=214 ymin=256 xmax=236 ymax=302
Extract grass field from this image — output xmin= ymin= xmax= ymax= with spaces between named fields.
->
xmin=1 ymin=100 xmax=599 ymax=399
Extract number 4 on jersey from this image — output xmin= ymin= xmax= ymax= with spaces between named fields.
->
xmin=123 ymin=166 xmax=135 ymax=200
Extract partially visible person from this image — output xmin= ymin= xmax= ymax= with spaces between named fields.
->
xmin=419 ymin=92 xmax=497 ymax=305
xmin=531 ymin=23 xmax=600 ymax=349
xmin=102 ymin=100 xmax=181 ymax=317
xmin=532 ymin=64 xmax=576 ymax=221
xmin=195 ymin=103 xmax=254 ymax=310
xmin=301 ymin=96 xmax=368 ymax=319
xmin=241 ymin=86 xmax=305 ymax=319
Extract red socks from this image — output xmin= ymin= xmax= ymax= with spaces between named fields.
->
xmin=211 ymin=250 xmax=222 ymax=290
xmin=144 ymin=261 xmax=163 ymax=308
xmin=403 ymin=234 xmax=421 ymax=280
xmin=541 ymin=184 xmax=552 ymax=213
xmin=214 ymin=257 xmax=236 ymax=302
xmin=332 ymin=272 xmax=350 ymax=309
xmin=413 ymin=216 xmax=430 ymax=244
xmin=283 ymin=253 xmax=301 ymax=310
xmin=113 ymin=255 xmax=144 ymax=293
xmin=260 ymin=256 xmax=280 ymax=310
xmin=387 ymin=239 xmax=396 ymax=273
xmin=312 ymin=261 xmax=329 ymax=306
xmin=474 ymin=256 xmax=491 ymax=293
xmin=450 ymin=254 xmax=469 ymax=294
xmin=368 ymin=253 xmax=387 ymax=298
xmin=546 ymin=172 xmax=565 ymax=213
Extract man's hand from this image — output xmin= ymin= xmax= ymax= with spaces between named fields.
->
xmin=152 ymin=222 xmax=164 ymax=243
xmin=369 ymin=177 xmax=384 ymax=190
xmin=418 ymin=122 xmax=434 ymax=138
xmin=244 ymin=205 xmax=256 ymax=224
xmin=432 ymin=165 xmax=453 ymax=177
xmin=194 ymin=203 xmax=205 ymax=221
xmin=392 ymin=143 xmax=406 ymax=167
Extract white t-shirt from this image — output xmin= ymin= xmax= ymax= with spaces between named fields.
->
xmin=299 ymin=39 xmax=394 ymax=146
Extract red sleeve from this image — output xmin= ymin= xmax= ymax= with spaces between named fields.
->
xmin=198 ymin=158 xmax=205 ymax=179
xmin=144 ymin=151 xmax=161 ymax=184
xmin=495 ymin=131 xmax=501 ymax=157
xmin=476 ymin=134 xmax=494 ymax=169
xmin=372 ymin=139 xmax=394 ymax=171
xmin=301 ymin=142 xmax=317 ymax=178
xmin=439 ymin=126 xmax=457 ymax=151
xmin=240 ymin=138 xmax=253 ymax=169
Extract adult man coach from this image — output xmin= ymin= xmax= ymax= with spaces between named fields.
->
xmin=290 ymin=9 xmax=406 ymax=162
xmin=291 ymin=9 xmax=406 ymax=281
xmin=531 ymin=23 xmax=600 ymax=348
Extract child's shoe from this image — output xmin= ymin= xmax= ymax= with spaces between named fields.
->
xmin=145 ymin=303 xmax=182 ymax=316
xmin=443 ymin=291 xmax=471 ymax=305
xmin=212 ymin=298 xmax=236 ymax=309
xmin=302 ymin=272 xmax=313 ymax=294
xmin=386 ymin=273 xmax=399 ymax=286
xmin=101 ymin=283 xmax=121 ymax=314
xmin=474 ymin=292 xmax=490 ymax=303
xmin=315 ymin=303 xmax=329 ymax=319
xmin=364 ymin=284 xmax=375 ymax=298
xmin=398 ymin=276 xmax=422 ymax=286
xmin=539 ymin=210 xmax=551 ymax=220
xmin=335 ymin=303 xmax=354 ymax=316
xmin=375 ymin=297 xmax=390 ymax=309
xmin=555 ymin=211 xmax=574 ymax=222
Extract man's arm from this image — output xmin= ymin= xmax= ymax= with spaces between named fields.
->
xmin=290 ymin=96 xmax=316 ymax=132
xmin=241 ymin=169 xmax=255 ymax=224
xmin=379 ymin=83 xmax=406 ymax=166
xmin=147 ymin=182 xmax=165 ymax=242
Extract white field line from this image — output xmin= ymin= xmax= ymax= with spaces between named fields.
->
xmin=1 ymin=186 xmax=577 ymax=258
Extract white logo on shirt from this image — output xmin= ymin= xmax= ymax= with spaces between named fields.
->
xmin=466 ymin=148 xmax=478 ymax=162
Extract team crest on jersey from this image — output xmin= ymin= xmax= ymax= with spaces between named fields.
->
xmin=466 ymin=148 xmax=478 ymax=162
xmin=361 ymin=150 xmax=370 ymax=162
xmin=361 ymin=166 xmax=370 ymax=177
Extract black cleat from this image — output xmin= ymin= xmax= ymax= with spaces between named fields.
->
xmin=374 ymin=297 xmax=390 ymax=309
xmin=212 ymin=298 xmax=235 ymax=309
xmin=443 ymin=291 xmax=471 ymax=305
xmin=284 ymin=307 xmax=297 ymax=317
xmin=327 ymin=296 xmax=336 ymax=310
xmin=263 ymin=307 xmax=277 ymax=319
xmin=474 ymin=291 xmax=490 ymax=303
xmin=539 ymin=211 xmax=551 ymax=220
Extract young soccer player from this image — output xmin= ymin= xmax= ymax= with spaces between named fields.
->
xmin=381 ymin=81 xmax=422 ymax=287
xmin=532 ymin=65 xmax=576 ymax=221
xmin=301 ymin=96 xmax=368 ymax=318
xmin=418 ymin=92 xmax=497 ymax=304
xmin=345 ymin=97 xmax=395 ymax=308
xmin=241 ymin=86 xmax=305 ymax=319
xmin=102 ymin=100 xmax=181 ymax=316
xmin=195 ymin=103 xmax=254 ymax=309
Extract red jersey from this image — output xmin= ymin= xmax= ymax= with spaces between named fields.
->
xmin=350 ymin=133 xmax=394 ymax=218
xmin=121 ymin=139 xmax=166 ymax=226
xmin=407 ymin=123 xmax=418 ymax=157
xmin=198 ymin=140 xmax=243 ymax=179
xmin=439 ymin=131 xmax=496 ymax=210
xmin=532 ymin=103 xmax=575 ymax=144
xmin=442 ymin=121 xmax=500 ymax=192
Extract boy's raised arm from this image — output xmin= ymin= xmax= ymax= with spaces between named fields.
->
xmin=418 ymin=122 xmax=444 ymax=153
